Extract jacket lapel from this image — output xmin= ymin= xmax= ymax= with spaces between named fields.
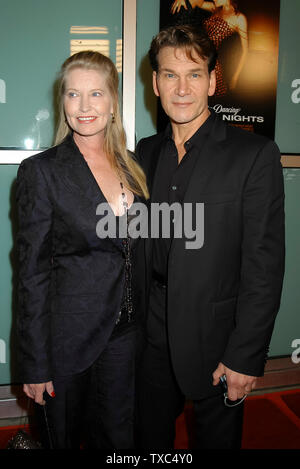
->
xmin=55 ymin=135 xmax=106 ymax=203
xmin=140 ymin=134 xmax=167 ymax=290
xmin=55 ymin=134 xmax=123 ymax=251
xmin=145 ymin=134 xmax=166 ymax=201
xmin=182 ymin=116 xmax=227 ymax=203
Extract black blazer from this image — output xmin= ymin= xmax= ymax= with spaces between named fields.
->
xmin=136 ymin=113 xmax=285 ymax=399
xmin=16 ymin=135 xmax=141 ymax=383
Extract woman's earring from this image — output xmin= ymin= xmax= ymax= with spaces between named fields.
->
xmin=111 ymin=113 xmax=115 ymax=123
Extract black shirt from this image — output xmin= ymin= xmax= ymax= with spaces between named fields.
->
xmin=152 ymin=112 xmax=215 ymax=282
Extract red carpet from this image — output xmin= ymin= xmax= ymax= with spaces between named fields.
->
xmin=174 ymin=389 xmax=300 ymax=449
xmin=1 ymin=389 xmax=300 ymax=449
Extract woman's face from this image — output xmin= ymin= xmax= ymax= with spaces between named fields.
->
xmin=63 ymin=67 xmax=113 ymax=140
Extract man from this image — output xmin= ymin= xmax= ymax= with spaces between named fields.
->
xmin=135 ymin=25 xmax=285 ymax=449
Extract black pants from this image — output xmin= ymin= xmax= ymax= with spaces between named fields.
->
xmin=37 ymin=324 xmax=138 ymax=449
xmin=136 ymin=280 xmax=244 ymax=450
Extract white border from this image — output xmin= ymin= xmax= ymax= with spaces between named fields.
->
xmin=0 ymin=0 xmax=137 ymax=164
xmin=122 ymin=0 xmax=137 ymax=152
xmin=0 ymin=150 xmax=41 ymax=164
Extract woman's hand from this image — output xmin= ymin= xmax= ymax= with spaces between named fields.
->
xmin=171 ymin=0 xmax=188 ymax=14
xmin=23 ymin=381 xmax=55 ymax=406
xmin=171 ymin=1 xmax=212 ymax=14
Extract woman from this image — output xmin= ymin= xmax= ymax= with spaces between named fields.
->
xmin=171 ymin=0 xmax=248 ymax=96
xmin=16 ymin=51 xmax=148 ymax=449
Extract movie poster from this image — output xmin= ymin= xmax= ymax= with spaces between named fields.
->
xmin=159 ymin=0 xmax=281 ymax=139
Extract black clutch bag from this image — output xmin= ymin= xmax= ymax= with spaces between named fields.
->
xmin=6 ymin=429 xmax=42 ymax=449
xmin=6 ymin=401 xmax=52 ymax=449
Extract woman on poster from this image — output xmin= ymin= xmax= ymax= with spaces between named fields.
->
xmin=171 ymin=0 xmax=248 ymax=96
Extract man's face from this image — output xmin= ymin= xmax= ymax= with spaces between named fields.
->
xmin=153 ymin=47 xmax=216 ymax=129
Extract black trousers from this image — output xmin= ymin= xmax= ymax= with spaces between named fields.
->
xmin=37 ymin=323 xmax=138 ymax=449
xmin=136 ymin=280 xmax=244 ymax=450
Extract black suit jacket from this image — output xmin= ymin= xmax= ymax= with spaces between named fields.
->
xmin=136 ymin=114 xmax=285 ymax=399
xmin=16 ymin=135 xmax=141 ymax=383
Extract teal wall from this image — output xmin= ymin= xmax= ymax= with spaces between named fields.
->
xmin=267 ymin=0 xmax=300 ymax=355
xmin=0 ymin=166 xmax=19 ymax=383
xmin=135 ymin=0 xmax=160 ymax=142
xmin=270 ymin=168 xmax=300 ymax=356
xmin=0 ymin=0 xmax=299 ymax=384
xmin=275 ymin=0 xmax=300 ymax=153
xmin=0 ymin=0 xmax=122 ymax=149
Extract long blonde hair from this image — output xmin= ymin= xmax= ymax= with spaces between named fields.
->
xmin=55 ymin=51 xmax=149 ymax=199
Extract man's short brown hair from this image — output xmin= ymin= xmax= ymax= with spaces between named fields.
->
xmin=149 ymin=24 xmax=217 ymax=74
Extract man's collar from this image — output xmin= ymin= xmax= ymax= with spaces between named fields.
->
xmin=163 ymin=110 xmax=216 ymax=150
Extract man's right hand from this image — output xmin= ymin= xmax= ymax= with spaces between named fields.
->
xmin=23 ymin=381 xmax=55 ymax=405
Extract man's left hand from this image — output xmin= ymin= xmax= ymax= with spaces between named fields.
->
xmin=213 ymin=363 xmax=257 ymax=401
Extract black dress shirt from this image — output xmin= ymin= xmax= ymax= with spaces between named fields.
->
xmin=152 ymin=113 xmax=215 ymax=282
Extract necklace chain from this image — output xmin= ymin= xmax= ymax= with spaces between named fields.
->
xmin=120 ymin=182 xmax=133 ymax=322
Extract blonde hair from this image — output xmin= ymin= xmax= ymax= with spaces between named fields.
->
xmin=55 ymin=50 xmax=149 ymax=199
